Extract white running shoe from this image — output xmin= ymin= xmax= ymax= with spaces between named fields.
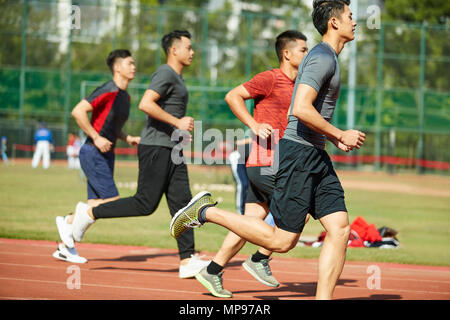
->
xmin=52 ymin=243 xmax=87 ymax=264
xmin=56 ymin=216 xmax=74 ymax=248
xmin=72 ymin=202 xmax=94 ymax=242
xmin=179 ymin=253 xmax=211 ymax=279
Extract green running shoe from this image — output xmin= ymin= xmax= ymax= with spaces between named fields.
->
xmin=170 ymin=191 xmax=216 ymax=238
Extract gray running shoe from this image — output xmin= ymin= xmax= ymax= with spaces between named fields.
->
xmin=195 ymin=267 xmax=232 ymax=298
xmin=242 ymin=256 xmax=279 ymax=287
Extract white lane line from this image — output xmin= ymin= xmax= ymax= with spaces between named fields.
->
xmin=0 ymin=276 xmax=256 ymax=299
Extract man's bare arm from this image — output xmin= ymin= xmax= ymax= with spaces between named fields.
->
xmin=71 ymin=99 xmax=112 ymax=153
xmin=225 ymin=85 xmax=272 ymax=139
xmin=291 ymin=84 xmax=365 ymax=149
xmin=138 ymin=89 xmax=193 ymax=131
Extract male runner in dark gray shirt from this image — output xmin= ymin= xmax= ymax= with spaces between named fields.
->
xmin=170 ymin=0 xmax=365 ymax=299
xmin=140 ymin=63 xmax=189 ymax=147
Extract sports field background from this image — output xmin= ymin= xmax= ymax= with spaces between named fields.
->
xmin=1 ymin=0 xmax=449 ymax=174
xmin=1 ymin=161 xmax=449 ymax=267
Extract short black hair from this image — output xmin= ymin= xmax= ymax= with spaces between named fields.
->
xmin=106 ymin=49 xmax=132 ymax=73
xmin=161 ymin=30 xmax=192 ymax=56
xmin=275 ymin=30 xmax=307 ymax=62
xmin=312 ymin=0 xmax=350 ymax=36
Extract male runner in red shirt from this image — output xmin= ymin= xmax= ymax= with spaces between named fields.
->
xmin=194 ymin=30 xmax=309 ymax=298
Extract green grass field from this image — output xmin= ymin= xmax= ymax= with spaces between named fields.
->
xmin=1 ymin=161 xmax=449 ymax=267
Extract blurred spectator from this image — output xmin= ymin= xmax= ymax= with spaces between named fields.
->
xmin=66 ymin=133 xmax=81 ymax=169
xmin=227 ymin=135 xmax=251 ymax=215
xmin=226 ymin=133 xmax=275 ymax=226
xmin=1 ymin=136 xmax=8 ymax=165
xmin=31 ymin=122 xmax=54 ymax=169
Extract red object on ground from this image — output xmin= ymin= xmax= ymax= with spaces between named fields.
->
xmin=350 ymin=216 xmax=382 ymax=243
xmin=314 ymin=216 xmax=383 ymax=248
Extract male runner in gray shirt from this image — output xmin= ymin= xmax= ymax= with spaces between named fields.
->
xmin=283 ymin=40 xmax=342 ymax=148
xmin=170 ymin=0 xmax=365 ymax=299
xmin=140 ymin=63 xmax=189 ymax=147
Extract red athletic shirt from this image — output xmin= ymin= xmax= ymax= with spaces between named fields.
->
xmin=243 ymin=68 xmax=295 ymax=167
xmin=85 ymin=80 xmax=130 ymax=146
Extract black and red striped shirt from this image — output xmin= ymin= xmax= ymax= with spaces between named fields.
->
xmin=84 ymin=80 xmax=130 ymax=147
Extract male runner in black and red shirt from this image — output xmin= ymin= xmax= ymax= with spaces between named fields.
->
xmin=53 ymin=49 xmax=140 ymax=263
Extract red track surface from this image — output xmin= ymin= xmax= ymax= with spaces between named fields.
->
xmin=1 ymin=238 xmax=449 ymax=300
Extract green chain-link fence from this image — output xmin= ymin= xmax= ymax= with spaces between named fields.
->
xmin=0 ymin=0 xmax=449 ymax=172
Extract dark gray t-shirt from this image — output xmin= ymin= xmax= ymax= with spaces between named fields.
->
xmin=283 ymin=42 xmax=341 ymax=150
xmin=140 ymin=64 xmax=188 ymax=148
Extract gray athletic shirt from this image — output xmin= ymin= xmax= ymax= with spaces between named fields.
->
xmin=283 ymin=42 xmax=341 ymax=150
xmin=140 ymin=64 xmax=188 ymax=148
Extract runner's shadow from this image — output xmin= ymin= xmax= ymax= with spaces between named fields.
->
xmin=89 ymin=252 xmax=178 ymax=262
xmin=235 ymin=279 xmax=358 ymax=300
xmin=234 ymin=282 xmax=316 ymax=299
xmin=89 ymin=266 xmax=179 ymax=274
xmin=224 ymin=259 xmax=246 ymax=268
xmin=340 ymin=294 xmax=402 ymax=300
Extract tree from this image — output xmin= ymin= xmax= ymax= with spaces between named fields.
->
xmin=382 ymin=0 xmax=450 ymax=25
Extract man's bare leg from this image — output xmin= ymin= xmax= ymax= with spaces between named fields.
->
xmin=213 ymin=202 xmax=272 ymax=266
xmin=316 ymin=211 xmax=350 ymax=300
xmin=194 ymin=203 xmax=294 ymax=298
xmin=204 ymin=206 xmax=299 ymax=253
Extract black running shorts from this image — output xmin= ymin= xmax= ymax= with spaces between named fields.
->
xmin=269 ymin=139 xmax=347 ymax=233
xmin=245 ymin=166 xmax=276 ymax=205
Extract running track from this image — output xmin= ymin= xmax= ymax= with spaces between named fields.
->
xmin=1 ymin=238 xmax=449 ymax=300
